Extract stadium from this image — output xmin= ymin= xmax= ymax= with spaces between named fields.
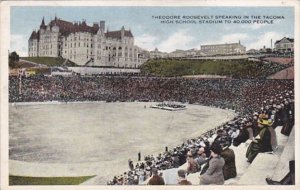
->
xmin=7 ymin=6 xmax=295 ymax=186
xmin=8 ymin=60 xmax=295 ymax=185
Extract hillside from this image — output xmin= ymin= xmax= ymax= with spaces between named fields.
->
xmin=21 ymin=57 xmax=77 ymax=67
xmin=140 ymin=59 xmax=290 ymax=79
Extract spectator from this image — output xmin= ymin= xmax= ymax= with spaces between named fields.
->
xmin=200 ymin=143 xmax=225 ymax=185
xmin=177 ymin=169 xmax=192 ymax=185
xmin=128 ymin=159 xmax=134 ymax=171
xmin=186 ymin=151 xmax=198 ymax=174
xmin=195 ymin=147 xmax=207 ymax=171
xmin=233 ymin=120 xmax=254 ymax=146
xmin=246 ymin=117 xmax=273 ymax=163
xmin=219 ymin=140 xmax=237 ymax=180
xmin=147 ymin=168 xmax=165 ymax=185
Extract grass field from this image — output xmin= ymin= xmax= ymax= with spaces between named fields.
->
xmin=9 ymin=175 xmax=95 ymax=185
xmin=140 ymin=59 xmax=289 ymax=78
xmin=21 ymin=57 xmax=77 ymax=67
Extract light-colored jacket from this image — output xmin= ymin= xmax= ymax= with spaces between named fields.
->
xmin=200 ymin=156 xmax=225 ymax=185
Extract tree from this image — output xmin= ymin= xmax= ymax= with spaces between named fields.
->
xmin=9 ymin=51 xmax=19 ymax=68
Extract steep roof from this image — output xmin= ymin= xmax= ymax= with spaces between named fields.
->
xmin=40 ymin=17 xmax=46 ymax=30
xmin=275 ymin=37 xmax=294 ymax=44
xmin=32 ymin=17 xmax=134 ymax=40
xmin=105 ymin=30 xmax=133 ymax=39
xmin=29 ymin=30 xmax=39 ymax=40
xmin=48 ymin=18 xmax=99 ymax=36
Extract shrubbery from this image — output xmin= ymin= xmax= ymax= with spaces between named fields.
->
xmin=140 ymin=59 xmax=290 ymax=78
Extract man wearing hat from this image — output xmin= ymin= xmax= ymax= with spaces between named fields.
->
xmin=147 ymin=168 xmax=165 ymax=185
xmin=219 ymin=140 xmax=237 ymax=180
xmin=177 ymin=169 xmax=192 ymax=185
xmin=200 ymin=143 xmax=225 ymax=185
xmin=233 ymin=120 xmax=254 ymax=146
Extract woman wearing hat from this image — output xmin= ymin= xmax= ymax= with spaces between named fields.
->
xmin=246 ymin=117 xmax=272 ymax=163
xmin=199 ymin=143 xmax=225 ymax=185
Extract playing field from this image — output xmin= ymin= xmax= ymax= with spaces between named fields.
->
xmin=9 ymin=102 xmax=236 ymax=184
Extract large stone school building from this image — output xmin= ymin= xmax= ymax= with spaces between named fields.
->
xmin=28 ymin=17 xmax=147 ymax=68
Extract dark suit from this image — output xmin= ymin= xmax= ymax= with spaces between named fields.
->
xmin=221 ymin=148 xmax=237 ymax=180
xmin=147 ymin=175 xmax=165 ymax=185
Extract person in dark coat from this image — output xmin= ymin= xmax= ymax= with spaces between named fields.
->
xmin=281 ymin=101 xmax=294 ymax=136
xmin=147 ymin=168 xmax=165 ymax=185
xmin=233 ymin=120 xmax=254 ymax=146
xmin=200 ymin=143 xmax=225 ymax=185
xmin=219 ymin=141 xmax=237 ymax=180
xmin=246 ymin=118 xmax=273 ymax=163
xmin=128 ymin=159 xmax=134 ymax=170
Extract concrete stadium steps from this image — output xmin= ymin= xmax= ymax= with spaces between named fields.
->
xmin=236 ymin=126 xmax=292 ymax=185
xmin=99 ymin=125 xmax=294 ymax=185
xmin=270 ymin=127 xmax=295 ymax=181
xmin=236 ymin=153 xmax=280 ymax=185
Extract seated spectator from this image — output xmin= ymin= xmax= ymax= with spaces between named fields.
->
xmin=186 ymin=151 xmax=198 ymax=174
xmin=233 ymin=120 xmax=254 ymax=146
xmin=214 ymin=129 xmax=232 ymax=147
xmin=200 ymin=143 xmax=225 ymax=185
xmin=219 ymin=140 xmax=237 ymax=180
xmin=171 ymin=152 xmax=180 ymax=168
xmin=246 ymin=117 xmax=273 ymax=163
xmin=195 ymin=147 xmax=207 ymax=170
xmin=280 ymin=101 xmax=294 ymax=136
xmin=147 ymin=168 xmax=165 ymax=185
xmin=177 ymin=169 xmax=192 ymax=185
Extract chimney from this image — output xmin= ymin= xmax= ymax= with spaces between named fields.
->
xmin=100 ymin=21 xmax=105 ymax=31
xmin=121 ymin=26 xmax=125 ymax=39
xmin=271 ymin=39 xmax=273 ymax=49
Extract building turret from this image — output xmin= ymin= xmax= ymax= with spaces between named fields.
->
xmin=40 ymin=17 xmax=46 ymax=29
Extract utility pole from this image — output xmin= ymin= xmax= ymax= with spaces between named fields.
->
xmin=19 ymin=71 xmax=22 ymax=94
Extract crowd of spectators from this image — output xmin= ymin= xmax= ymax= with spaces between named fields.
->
xmin=9 ymin=76 xmax=293 ymax=114
xmin=9 ymin=75 xmax=294 ymax=185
